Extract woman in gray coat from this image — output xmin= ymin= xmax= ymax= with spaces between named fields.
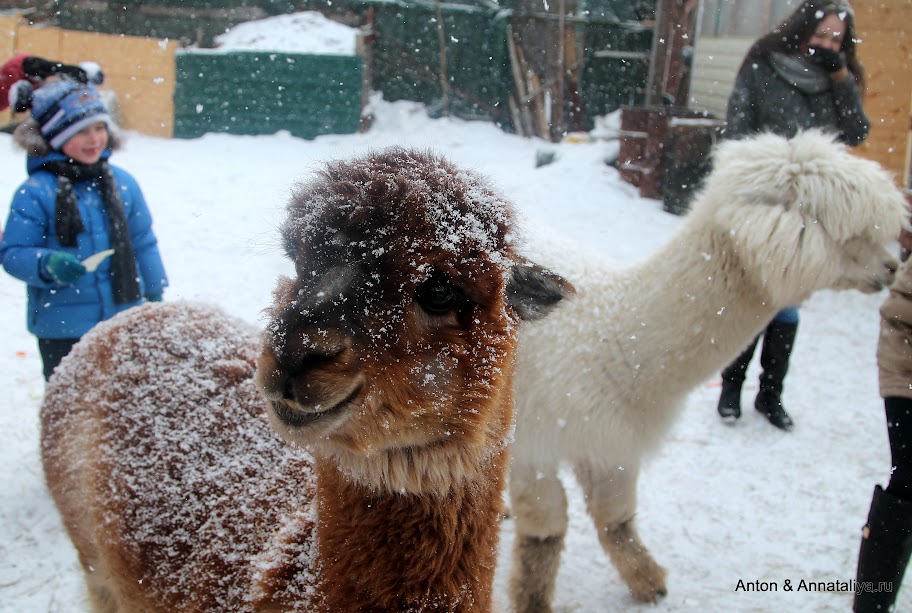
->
xmin=716 ymin=0 xmax=869 ymax=430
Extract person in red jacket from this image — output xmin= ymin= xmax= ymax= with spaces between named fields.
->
xmin=1 ymin=53 xmax=103 ymax=113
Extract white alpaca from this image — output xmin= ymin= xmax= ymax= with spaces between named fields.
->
xmin=507 ymin=130 xmax=910 ymax=610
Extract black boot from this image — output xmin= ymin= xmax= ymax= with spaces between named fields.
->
xmin=717 ymin=337 xmax=759 ymax=422
xmin=854 ymin=485 xmax=912 ymax=612
xmin=754 ymin=320 xmax=797 ymax=431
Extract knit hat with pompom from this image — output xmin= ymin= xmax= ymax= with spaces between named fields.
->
xmin=15 ymin=79 xmax=111 ymax=150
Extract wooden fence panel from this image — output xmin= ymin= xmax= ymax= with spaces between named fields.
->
xmin=0 ymin=17 xmax=15 ymax=125
xmin=854 ymin=2 xmax=911 ymax=183
xmin=0 ymin=17 xmax=176 ymax=137
xmin=58 ymin=29 xmax=177 ymax=137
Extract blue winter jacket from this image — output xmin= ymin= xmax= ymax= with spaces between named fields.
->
xmin=0 ymin=149 xmax=168 ymax=339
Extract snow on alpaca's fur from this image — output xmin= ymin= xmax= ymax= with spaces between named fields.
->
xmin=507 ymin=130 xmax=910 ymax=610
xmin=38 ymin=148 xmax=572 ymax=613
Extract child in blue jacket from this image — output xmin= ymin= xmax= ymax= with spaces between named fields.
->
xmin=0 ymin=78 xmax=168 ymax=380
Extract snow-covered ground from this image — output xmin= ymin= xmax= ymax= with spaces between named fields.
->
xmin=0 ymin=96 xmax=906 ymax=612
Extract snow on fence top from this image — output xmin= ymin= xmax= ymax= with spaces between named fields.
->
xmin=208 ymin=11 xmax=360 ymax=56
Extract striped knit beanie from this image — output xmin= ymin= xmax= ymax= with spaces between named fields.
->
xmin=28 ymin=80 xmax=111 ymax=150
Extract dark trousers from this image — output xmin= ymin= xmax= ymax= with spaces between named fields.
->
xmin=38 ymin=337 xmax=79 ymax=381
xmin=853 ymin=397 xmax=912 ymax=612
xmin=886 ymin=397 xmax=912 ymax=501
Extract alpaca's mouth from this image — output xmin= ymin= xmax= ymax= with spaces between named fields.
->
xmin=270 ymin=383 xmax=363 ymax=428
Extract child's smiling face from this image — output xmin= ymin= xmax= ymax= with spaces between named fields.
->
xmin=61 ymin=122 xmax=108 ymax=165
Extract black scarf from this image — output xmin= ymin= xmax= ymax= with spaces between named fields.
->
xmin=40 ymin=159 xmax=141 ymax=304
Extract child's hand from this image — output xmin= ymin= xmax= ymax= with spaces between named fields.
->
xmin=44 ymin=252 xmax=86 ymax=285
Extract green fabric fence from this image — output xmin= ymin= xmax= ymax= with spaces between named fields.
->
xmin=173 ymin=51 xmax=363 ymax=139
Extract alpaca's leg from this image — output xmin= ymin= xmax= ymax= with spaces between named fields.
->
xmin=574 ymin=461 xmax=667 ymax=603
xmin=85 ymin=579 xmax=120 ymax=613
xmin=82 ymin=562 xmax=122 ymax=613
xmin=508 ymin=463 xmax=568 ymax=613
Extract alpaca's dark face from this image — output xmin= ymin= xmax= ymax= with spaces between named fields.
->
xmin=256 ymin=247 xmax=514 ymax=457
xmin=255 ymin=149 xmax=570 ymax=463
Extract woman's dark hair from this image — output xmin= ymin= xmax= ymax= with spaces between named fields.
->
xmin=746 ymin=0 xmax=865 ymax=92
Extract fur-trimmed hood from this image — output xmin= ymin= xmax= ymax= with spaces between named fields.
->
xmin=13 ymin=117 xmax=122 ymax=158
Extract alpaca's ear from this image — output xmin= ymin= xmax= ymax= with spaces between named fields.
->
xmin=506 ymin=264 xmax=575 ymax=321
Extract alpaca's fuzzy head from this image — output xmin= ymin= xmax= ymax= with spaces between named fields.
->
xmin=693 ymin=130 xmax=907 ymax=306
xmin=256 ymin=147 xmax=572 ymax=495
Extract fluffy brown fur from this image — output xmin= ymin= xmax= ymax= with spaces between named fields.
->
xmin=41 ymin=148 xmax=572 ymax=612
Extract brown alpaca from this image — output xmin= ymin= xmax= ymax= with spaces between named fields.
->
xmin=40 ymin=148 xmax=572 ymax=613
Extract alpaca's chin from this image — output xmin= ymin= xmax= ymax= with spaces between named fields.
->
xmin=267 ymin=383 xmax=362 ymax=445
xmin=833 ymin=276 xmax=894 ymax=294
xmin=270 ymin=400 xmax=341 ymax=427
xmin=857 ymin=280 xmax=889 ymax=294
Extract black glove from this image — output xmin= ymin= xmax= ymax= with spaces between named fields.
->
xmin=21 ymin=56 xmax=89 ymax=83
xmin=78 ymin=62 xmax=105 ymax=85
xmin=54 ymin=63 xmax=91 ymax=83
xmin=8 ymin=80 xmax=33 ymax=113
xmin=807 ymin=46 xmax=846 ymax=73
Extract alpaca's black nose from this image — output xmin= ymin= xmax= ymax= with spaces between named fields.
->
xmin=277 ymin=342 xmax=346 ymax=388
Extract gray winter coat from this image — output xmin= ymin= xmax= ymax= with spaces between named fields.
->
xmin=725 ymin=53 xmax=870 ymax=146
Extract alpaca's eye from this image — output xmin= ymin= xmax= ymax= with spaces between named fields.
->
xmin=417 ymin=276 xmax=462 ymax=315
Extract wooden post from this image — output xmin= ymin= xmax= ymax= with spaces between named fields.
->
xmin=359 ymin=6 xmax=375 ymax=130
xmin=646 ymin=0 xmax=699 ymax=107
xmin=645 ymin=0 xmax=669 ymax=106
xmin=507 ymin=23 xmax=534 ymax=137
xmin=435 ymin=0 xmax=450 ymax=117
xmin=553 ymin=0 xmax=566 ymax=139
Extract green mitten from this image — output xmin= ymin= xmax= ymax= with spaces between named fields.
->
xmin=44 ymin=252 xmax=86 ymax=285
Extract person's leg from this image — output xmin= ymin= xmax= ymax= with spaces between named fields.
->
xmin=37 ymin=337 xmax=80 ymax=381
xmin=717 ymin=336 xmax=759 ymax=421
xmin=755 ymin=308 xmax=798 ymax=430
xmin=854 ymin=397 xmax=912 ymax=612
xmin=886 ymin=397 xmax=912 ymax=500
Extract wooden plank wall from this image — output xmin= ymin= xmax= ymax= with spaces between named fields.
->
xmin=0 ymin=16 xmax=14 ymax=70
xmin=0 ymin=15 xmax=177 ymax=137
xmin=854 ymin=0 xmax=912 ymax=185
xmin=688 ymin=36 xmax=752 ymax=118
xmin=0 ymin=15 xmax=21 ymax=128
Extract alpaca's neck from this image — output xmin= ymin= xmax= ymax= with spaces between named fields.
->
xmin=611 ymin=220 xmax=780 ymax=400
xmin=312 ymin=450 xmax=506 ymax=612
